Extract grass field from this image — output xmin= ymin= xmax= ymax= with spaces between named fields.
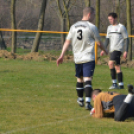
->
xmin=0 ymin=59 xmax=134 ymax=134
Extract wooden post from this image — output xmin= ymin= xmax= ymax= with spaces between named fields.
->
xmin=95 ymin=42 xmax=98 ymax=64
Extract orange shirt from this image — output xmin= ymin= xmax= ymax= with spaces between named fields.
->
xmin=93 ymin=92 xmax=120 ymax=118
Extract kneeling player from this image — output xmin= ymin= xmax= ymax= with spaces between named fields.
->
xmin=91 ymin=85 xmax=134 ymax=121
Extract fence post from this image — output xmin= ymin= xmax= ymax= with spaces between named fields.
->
xmin=95 ymin=42 xmax=98 ymax=64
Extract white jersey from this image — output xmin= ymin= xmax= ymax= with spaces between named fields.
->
xmin=66 ymin=21 xmax=101 ymax=64
xmin=106 ymin=23 xmax=128 ymax=52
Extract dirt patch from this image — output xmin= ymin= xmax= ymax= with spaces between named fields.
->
xmin=22 ymin=52 xmax=58 ymax=62
xmin=23 ymin=52 xmax=41 ymax=61
xmin=97 ymin=57 xmax=109 ymax=65
xmin=97 ymin=56 xmax=134 ymax=68
xmin=0 ymin=50 xmax=17 ymax=59
xmin=0 ymin=50 xmax=69 ymax=62
xmin=0 ymin=50 xmax=134 ymax=68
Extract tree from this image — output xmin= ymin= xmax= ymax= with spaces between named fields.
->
xmin=85 ymin=0 xmax=90 ymax=7
xmin=0 ymin=20 xmax=6 ymax=49
xmin=0 ymin=31 xmax=6 ymax=50
xmin=55 ymin=0 xmax=71 ymax=45
xmin=126 ymin=0 xmax=132 ymax=61
xmin=96 ymin=0 xmax=100 ymax=30
xmin=31 ymin=0 xmax=47 ymax=52
xmin=115 ymin=0 xmax=120 ymax=22
xmin=11 ymin=0 xmax=17 ymax=53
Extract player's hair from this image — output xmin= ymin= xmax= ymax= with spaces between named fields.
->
xmin=108 ymin=12 xmax=118 ymax=19
xmin=83 ymin=7 xmax=95 ymax=16
xmin=91 ymin=89 xmax=102 ymax=97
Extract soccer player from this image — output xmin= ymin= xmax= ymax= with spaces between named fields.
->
xmin=91 ymin=85 xmax=134 ymax=122
xmin=57 ymin=7 xmax=108 ymax=110
xmin=100 ymin=13 xmax=129 ymax=89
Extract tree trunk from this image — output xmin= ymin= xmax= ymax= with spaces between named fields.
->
xmin=0 ymin=23 xmax=6 ymax=50
xmin=96 ymin=0 xmax=100 ymax=30
xmin=63 ymin=0 xmax=70 ymax=31
xmin=11 ymin=0 xmax=17 ymax=53
xmin=115 ymin=0 xmax=120 ymax=22
xmin=85 ymin=0 xmax=90 ymax=7
xmin=0 ymin=31 xmax=6 ymax=50
xmin=56 ymin=0 xmax=71 ymax=46
xmin=31 ymin=0 xmax=47 ymax=52
xmin=61 ymin=18 xmax=66 ymax=45
xmin=126 ymin=0 xmax=132 ymax=61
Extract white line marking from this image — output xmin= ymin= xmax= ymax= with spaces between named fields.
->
xmin=2 ymin=115 xmax=89 ymax=134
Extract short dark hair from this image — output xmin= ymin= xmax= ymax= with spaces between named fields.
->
xmin=83 ymin=7 xmax=95 ymax=16
xmin=91 ymin=89 xmax=102 ymax=97
xmin=108 ymin=12 xmax=118 ymax=19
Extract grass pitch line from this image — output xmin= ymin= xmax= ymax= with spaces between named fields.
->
xmin=2 ymin=115 xmax=89 ymax=134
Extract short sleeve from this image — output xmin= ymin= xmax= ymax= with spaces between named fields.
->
xmin=106 ymin=27 xmax=109 ymax=38
xmin=66 ymin=26 xmax=73 ymax=41
xmin=93 ymin=26 xmax=101 ymax=42
xmin=121 ymin=26 xmax=128 ymax=39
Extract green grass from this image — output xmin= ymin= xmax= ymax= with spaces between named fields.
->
xmin=6 ymin=47 xmax=31 ymax=55
xmin=0 ymin=59 xmax=134 ymax=134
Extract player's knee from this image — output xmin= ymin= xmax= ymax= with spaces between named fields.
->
xmin=83 ymin=77 xmax=92 ymax=82
xmin=108 ymin=61 xmax=114 ymax=68
xmin=77 ymin=77 xmax=83 ymax=83
xmin=115 ymin=66 xmax=121 ymax=73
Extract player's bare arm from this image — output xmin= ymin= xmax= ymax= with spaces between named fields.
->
xmin=97 ymin=41 xmax=108 ymax=55
xmin=100 ymin=38 xmax=109 ymax=56
xmin=56 ymin=40 xmax=71 ymax=66
xmin=123 ymin=38 xmax=129 ymax=59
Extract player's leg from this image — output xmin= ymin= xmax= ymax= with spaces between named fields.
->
xmin=83 ymin=77 xmax=93 ymax=110
xmin=76 ymin=77 xmax=84 ymax=107
xmin=83 ymin=61 xmax=95 ymax=110
xmin=114 ymin=85 xmax=134 ymax=121
xmin=114 ymin=51 xmax=124 ymax=89
xmin=108 ymin=60 xmax=118 ymax=89
xmin=115 ymin=65 xmax=124 ymax=89
xmin=75 ymin=63 xmax=84 ymax=107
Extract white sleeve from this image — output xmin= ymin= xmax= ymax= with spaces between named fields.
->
xmin=66 ymin=26 xmax=73 ymax=41
xmin=121 ymin=26 xmax=128 ymax=39
xmin=93 ymin=26 xmax=101 ymax=42
xmin=106 ymin=27 xmax=109 ymax=38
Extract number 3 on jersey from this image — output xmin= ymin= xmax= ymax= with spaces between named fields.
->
xmin=77 ymin=29 xmax=83 ymax=40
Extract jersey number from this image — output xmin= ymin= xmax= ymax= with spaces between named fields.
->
xmin=77 ymin=30 xmax=83 ymax=40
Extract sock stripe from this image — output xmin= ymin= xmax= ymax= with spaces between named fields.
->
xmin=112 ymin=79 xmax=117 ymax=83
xmin=76 ymin=88 xmax=84 ymax=90
xmin=85 ymin=97 xmax=91 ymax=102
xmin=84 ymin=85 xmax=92 ymax=88
xmin=119 ymin=82 xmax=124 ymax=86
xmin=124 ymin=94 xmax=133 ymax=104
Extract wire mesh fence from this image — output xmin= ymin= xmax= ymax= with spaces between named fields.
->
xmin=1 ymin=31 xmax=134 ymax=58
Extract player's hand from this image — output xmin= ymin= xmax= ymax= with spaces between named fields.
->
xmin=123 ymin=51 xmax=127 ymax=59
xmin=57 ymin=56 xmax=63 ymax=66
xmin=100 ymin=51 xmax=105 ymax=56
xmin=90 ymin=108 xmax=95 ymax=116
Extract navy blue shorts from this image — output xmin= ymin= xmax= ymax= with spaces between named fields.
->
xmin=75 ymin=61 xmax=95 ymax=78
